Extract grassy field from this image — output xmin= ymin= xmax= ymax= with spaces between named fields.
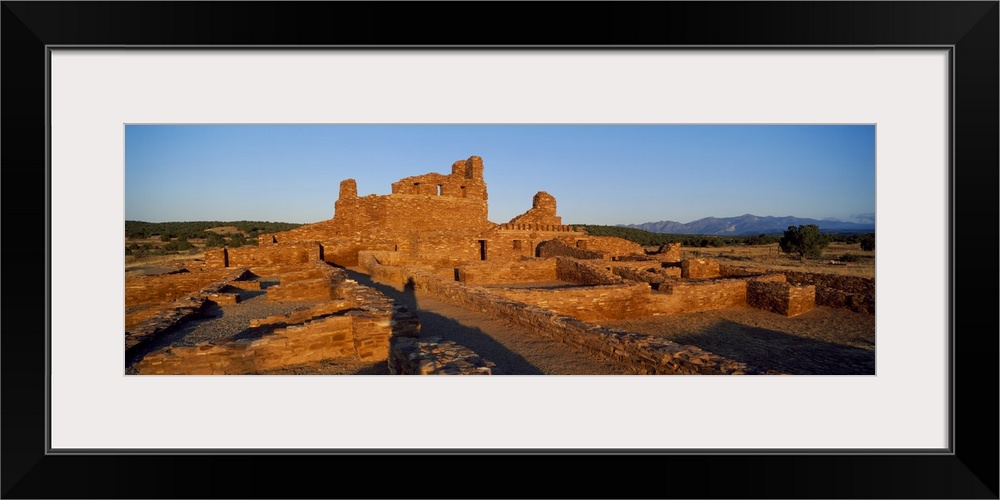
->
xmin=670 ymin=242 xmax=875 ymax=278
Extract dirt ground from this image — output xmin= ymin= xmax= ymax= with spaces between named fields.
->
xmin=603 ymin=306 xmax=875 ymax=375
xmin=124 ymin=254 xmax=875 ymax=376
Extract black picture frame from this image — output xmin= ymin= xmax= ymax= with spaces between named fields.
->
xmin=2 ymin=2 xmax=997 ymax=498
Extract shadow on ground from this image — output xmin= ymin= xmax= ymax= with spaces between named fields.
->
xmin=673 ymin=319 xmax=875 ymax=375
xmin=344 ymin=268 xmax=545 ymax=375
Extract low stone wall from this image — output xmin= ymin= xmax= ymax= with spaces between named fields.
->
xmin=457 ymin=259 xmax=557 ymax=284
xmin=125 ymin=268 xmax=235 ymax=306
xmin=611 ymin=262 xmax=681 ymax=285
xmin=388 ymin=336 xmax=496 ymax=375
xmin=652 ymin=278 xmax=748 ymax=315
xmin=490 ymin=282 xmax=655 ymax=323
xmin=267 ymin=262 xmax=345 ymax=302
xmin=136 ymin=269 xmax=421 ymax=374
xmin=537 ymin=239 xmax=604 ymax=260
xmin=747 ymin=279 xmax=816 ymax=317
xmin=136 ymin=315 xmax=357 ymax=374
xmin=204 ymin=242 xmax=323 ymax=269
xmin=577 ymin=236 xmax=646 ymax=259
xmin=719 ymin=264 xmax=874 ymax=314
xmin=125 ymin=268 xmax=252 ymax=352
xmin=555 ymin=257 xmax=625 ymax=285
xmin=409 ymin=271 xmax=747 ymax=374
xmin=681 ymin=258 xmax=721 ymax=279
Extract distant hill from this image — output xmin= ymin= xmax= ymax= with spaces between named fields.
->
xmin=623 ymin=214 xmax=875 ymax=236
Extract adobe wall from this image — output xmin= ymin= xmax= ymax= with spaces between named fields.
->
xmin=457 ymin=259 xmax=558 ymax=284
xmin=508 ymin=191 xmax=561 ymax=226
xmin=388 ymin=336 xmax=496 ymax=375
xmin=408 ymin=271 xmax=747 ymax=374
xmin=490 ymin=282 xmax=656 ymax=322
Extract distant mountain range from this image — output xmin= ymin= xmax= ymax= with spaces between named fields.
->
xmin=622 ymin=214 xmax=875 ymax=236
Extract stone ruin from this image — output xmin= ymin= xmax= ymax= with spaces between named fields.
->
xmin=129 ymin=155 xmax=873 ymax=375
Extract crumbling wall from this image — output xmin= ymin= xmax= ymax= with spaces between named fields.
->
xmin=537 ymin=239 xmax=605 ymax=260
xmin=266 ymin=262 xmax=344 ymax=302
xmin=489 ymin=225 xmax=584 ymax=261
xmin=490 ymin=282 xmax=655 ymax=322
xmin=457 ymin=259 xmax=558 ymax=284
xmin=136 ymin=269 xmax=419 ymax=374
xmin=125 ymin=268 xmax=253 ymax=352
xmin=408 ymin=271 xmax=747 ymax=375
xmin=390 ymin=156 xmax=488 ymax=200
xmin=653 ymin=242 xmax=682 ymax=262
xmin=681 ymin=258 xmax=722 ymax=279
xmin=125 ymin=269 xmax=235 ymax=306
xmin=389 ymin=337 xmax=496 ymax=375
xmin=651 ymin=278 xmax=748 ymax=314
xmin=555 ymin=257 xmax=626 ymax=285
xmin=719 ymin=264 xmax=874 ymax=314
xmin=747 ymin=278 xmax=816 ymax=317
xmin=204 ymin=242 xmax=323 ymax=270
xmin=576 ymin=236 xmax=645 ymax=259
xmin=610 ymin=262 xmax=682 ymax=285
xmin=135 ymin=315 xmax=358 ymax=374
xmin=508 ymin=191 xmax=562 ymax=226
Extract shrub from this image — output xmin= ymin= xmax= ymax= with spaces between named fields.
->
xmin=859 ymin=233 xmax=875 ymax=251
xmin=159 ymin=234 xmax=172 ymax=242
xmin=204 ymin=233 xmax=226 ymax=248
xmin=839 ymin=253 xmax=861 ymax=263
xmin=779 ymin=224 xmax=831 ymax=259
xmin=163 ymin=238 xmax=194 ymax=252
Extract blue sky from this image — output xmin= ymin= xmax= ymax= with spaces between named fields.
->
xmin=125 ymin=125 xmax=875 ymax=226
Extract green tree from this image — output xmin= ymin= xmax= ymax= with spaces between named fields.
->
xmin=204 ymin=233 xmax=226 ymax=248
xmin=228 ymin=233 xmax=247 ymax=248
xmin=779 ymin=224 xmax=831 ymax=259
xmin=859 ymin=233 xmax=875 ymax=251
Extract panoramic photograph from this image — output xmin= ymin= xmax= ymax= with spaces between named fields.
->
xmin=124 ymin=124 xmax=876 ymax=375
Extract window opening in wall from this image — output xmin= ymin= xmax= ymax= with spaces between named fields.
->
xmin=478 ymin=240 xmax=487 ymax=261
xmin=413 ymin=182 xmax=420 ymax=191
xmin=513 ymin=240 xmax=522 ymax=251
xmin=460 ymin=185 xmax=466 ymax=198
xmin=437 ymin=184 xmax=443 ymax=196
